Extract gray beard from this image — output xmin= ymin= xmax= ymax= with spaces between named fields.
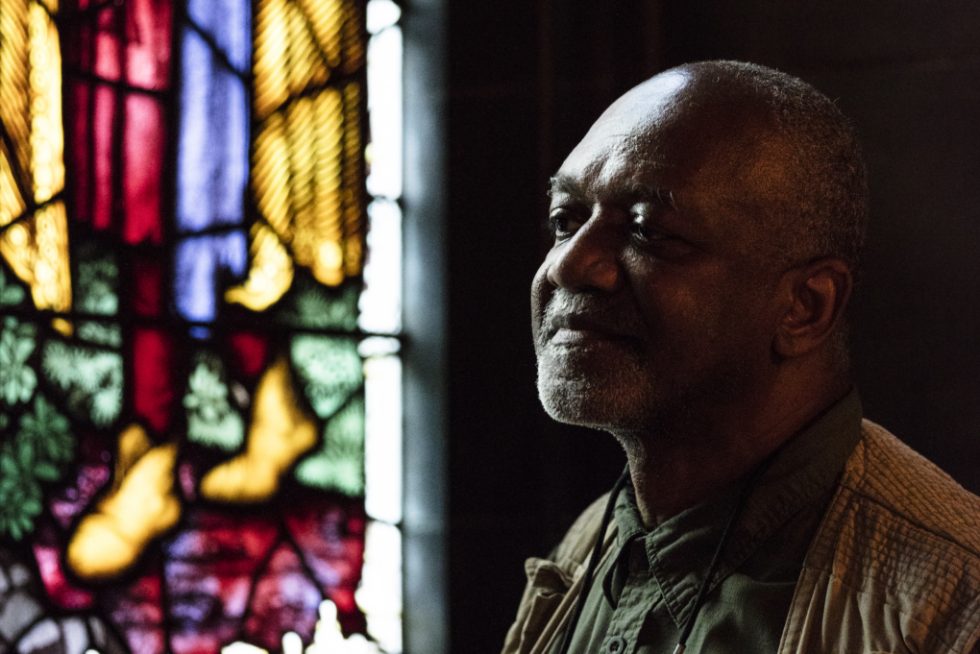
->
xmin=533 ymin=289 xmax=659 ymax=431
xmin=534 ymin=343 xmax=659 ymax=432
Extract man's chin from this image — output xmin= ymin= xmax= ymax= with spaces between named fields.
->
xmin=536 ymin=374 xmax=651 ymax=432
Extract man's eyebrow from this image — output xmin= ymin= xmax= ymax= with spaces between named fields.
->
xmin=547 ymin=175 xmax=587 ymax=203
xmin=547 ymin=174 xmax=675 ymax=209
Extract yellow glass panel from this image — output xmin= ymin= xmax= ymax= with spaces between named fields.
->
xmin=0 ymin=151 xmax=27 ymax=226
xmin=1 ymin=0 xmax=31 ymax=224
xmin=0 ymin=0 xmax=71 ymax=325
xmin=338 ymin=0 xmax=365 ymax=73
xmin=200 ymin=356 xmax=317 ymax=503
xmin=29 ymin=1 xmax=64 ymax=204
xmin=237 ymin=0 xmax=365 ymax=306
xmin=296 ymin=0 xmax=344 ymax=69
xmin=252 ymin=113 xmax=293 ymax=239
xmin=67 ymin=426 xmax=180 ymax=581
xmin=224 ymin=222 xmax=294 ymax=311
xmin=0 ymin=202 xmax=71 ymax=314
xmin=341 ymin=82 xmax=364 ymax=276
xmin=1 ymin=0 xmax=32 ymax=195
xmin=285 ymin=0 xmax=327 ymax=92
xmin=253 ymin=0 xmax=290 ymax=119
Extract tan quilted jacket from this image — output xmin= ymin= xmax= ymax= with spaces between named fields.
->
xmin=502 ymin=420 xmax=980 ymax=654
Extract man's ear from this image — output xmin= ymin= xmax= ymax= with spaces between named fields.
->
xmin=773 ymin=258 xmax=853 ymax=359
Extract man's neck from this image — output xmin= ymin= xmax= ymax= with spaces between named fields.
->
xmin=614 ymin=376 xmax=850 ymax=527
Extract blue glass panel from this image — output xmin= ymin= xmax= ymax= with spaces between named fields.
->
xmin=176 ymin=0 xmax=251 ymax=232
xmin=173 ymin=233 xmax=247 ymax=329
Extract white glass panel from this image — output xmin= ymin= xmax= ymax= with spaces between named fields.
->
xmin=358 ymin=522 xmax=403 ymax=653
xmin=366 ymin=26 xmax=403 ymax=199
xmin=367 ymin=0 xmax=402 ymax=34
xmin=364 ymin=355 xmax=403 ymax=523
xmin=359 ymin=335 xmax=401 ymax=358
xmin=359 ymin=200 xmax=402 ymax=334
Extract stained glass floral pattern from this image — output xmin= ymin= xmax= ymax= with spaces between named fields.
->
xmin=0 ymin=317 xmax=36 ymax=405
xmin=184 ymin=352 xmax=246 ymax=451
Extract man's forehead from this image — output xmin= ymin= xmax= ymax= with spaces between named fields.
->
xmin=555 ymin=71 xmax=786 ymax=210
xmin=548 ymin=169 xmax=672 ymax=207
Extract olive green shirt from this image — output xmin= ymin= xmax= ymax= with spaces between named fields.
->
xmin=558 ymin=391 xmax=863 ymax=654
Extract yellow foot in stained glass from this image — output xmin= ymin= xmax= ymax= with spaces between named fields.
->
xmin=67 ymin=425 xmax=181 ymax=581
xmin=200 ymin=356 xmax=317 ymax=503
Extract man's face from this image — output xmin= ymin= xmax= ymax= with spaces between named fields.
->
xmin=532 ymin=73 xmax=786 ymax=434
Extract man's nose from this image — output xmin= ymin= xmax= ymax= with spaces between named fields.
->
xmin=545 ymin=215 xmax=623 ymax=293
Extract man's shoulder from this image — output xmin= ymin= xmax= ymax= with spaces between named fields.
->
xmin=798 ymin=419 xmax=980 ymax=653
xmin=843 ymin=419 xmax=980 ymax=555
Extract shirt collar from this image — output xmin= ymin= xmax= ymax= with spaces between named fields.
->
xmin=601 ymin=389 xmax=863 ymax=626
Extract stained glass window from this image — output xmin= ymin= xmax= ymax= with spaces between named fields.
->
xmin=0 ymin=0 xmax=404 ymax=651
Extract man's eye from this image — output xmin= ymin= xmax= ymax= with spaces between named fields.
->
xmin=630 ymin=216 xmax=669 ymax=244
xmin=548 ymin=210 xmax=580 ymax=239
xmin=630 ymin=215 xmax=692 ymax=258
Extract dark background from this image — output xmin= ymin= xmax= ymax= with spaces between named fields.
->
xmin=429 ymin=1 xmax=980 ymax=650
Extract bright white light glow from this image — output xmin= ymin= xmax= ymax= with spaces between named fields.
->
xmin=364 ymin=355 xmax=403 ymax=523
xmin=366 ymin=26 xmax=402 ymax=199
xmin=359 ymin=200 xmax=402 ymax=334
xmin=358 ymin=336 xmax=401 ymax=358
xmin=367 ymin=0 xmax=402 ymax=34
xmin=220 ymin=600 xmax=386 ymax=653
xmin=364 ymin=3 xmax=404 ymax=653
xmin=221 ymin=643 xmax=266 ymax=654
xmin=282 ymin=632 xmax=303 ymax=654
xmin=357 ymin=522 xmax=403 ymax=653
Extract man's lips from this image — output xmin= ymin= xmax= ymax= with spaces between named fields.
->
xmin=545 ymin=316 xmax=639 ymax=345
xmin=551 ymin=327 xmax=629 ymax=345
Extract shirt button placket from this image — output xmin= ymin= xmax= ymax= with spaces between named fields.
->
xmin=602 ymin=556 xmax=649 ymax=654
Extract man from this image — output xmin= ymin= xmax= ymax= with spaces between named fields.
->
xmin=503 ymin=61 xmax=980 ymax=654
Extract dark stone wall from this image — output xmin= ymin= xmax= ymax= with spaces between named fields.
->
xmin=441 ymin=1 xmax=980 ymax=650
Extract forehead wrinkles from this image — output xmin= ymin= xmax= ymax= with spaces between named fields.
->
xmin=558 ymin=130 xmax=670 ymax=201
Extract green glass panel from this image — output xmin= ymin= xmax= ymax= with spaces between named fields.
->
xmin=184 ymin=351 xmax=245 ymax=450
xmin=76 ymin=320 xmax=123 ymax=347
xmin=273 ymin=273 xmax=360 ymax=331
xmin=290 ymin=334 xmax=363 ymax=419
xmin=41 ymin=341 xmax=123 ymax=427
xmin=0 ymin=395 xmax=71 ymax=540
xmin=17 ymin=394 xmax=74 ymax=476
xmin=0 ymin=316 xmax=37 ymax=406
xmin=0 ymin=265 xmax=27 ymax=307
xmin=0 ymin=442 xmax=43 ymax=540
xmin=74 ymin=244 xmax=119 ymax=316
xmin=295 ymin=395 xmax=365 ymax=495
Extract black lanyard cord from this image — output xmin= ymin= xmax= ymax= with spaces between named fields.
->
xmin=556 ymin=465 xmax=632 ymax=654
xmin=671 ymin=457 xmax=764 ymax=654
xmin=558 ymin=451 xmax=776 ymax=654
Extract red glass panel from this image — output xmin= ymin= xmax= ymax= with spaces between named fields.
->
xmin=132 ymin=328 xmax=176 ymax=434
xmin=33 ymin=535 xmax=96 ymax=610
xmin=133 ymin=256 xmax=164 ymax=317
xmin=284 ymin=499 xmax=367 ymax=634
xmin=228 ymin=331 xmax=269 ymax=379
xmin=100 ymin=573 xmax=166 ymax=654
xmin=62 ymin=0 xmax=172 ymax=244
xmin=166 ymin=510 xmax=280 ymax=654
xmin=123 ymin=94 xmax=166 ymax=244
xmin=244 ymin=544 xmax=322 ymax=650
